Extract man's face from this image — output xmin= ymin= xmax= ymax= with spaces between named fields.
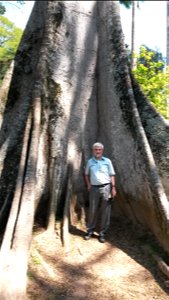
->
xmin=93 ymin=146 xmax=103 ymax=159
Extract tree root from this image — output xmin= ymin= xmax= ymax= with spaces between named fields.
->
xmin=61 ymin=164 xmax=73 ymax=251
xmin=153 ymin=254 xmax=169 ymax=279
xmin=141 ymin=244 xmax=169 ymax=283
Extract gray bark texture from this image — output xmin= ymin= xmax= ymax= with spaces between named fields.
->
xmin=0 ymin=0 xmax=169 ymax=298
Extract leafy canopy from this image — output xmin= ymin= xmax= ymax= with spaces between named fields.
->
xmin=119 ymin=0 xmax=132 ymax=8
xmin=0 ymin=2 xmax=5 ymax=15
xmin=119 ymin=0 xmax=144 ymax=9
xmin=133 ymin=46 xmax=169 ymax=119
xmin=0 ymin=1 xmax=25 ymax=15
xmin=0 ymin=15 xmax=23 ymax=61
xmin=0 ymin=15 xmax=23 ymax=84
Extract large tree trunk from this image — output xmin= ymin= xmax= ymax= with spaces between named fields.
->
xmin=0 ymin=0 xmax=169 ymax=298
xmin=97 ymin=1 xmax=169 ymax=241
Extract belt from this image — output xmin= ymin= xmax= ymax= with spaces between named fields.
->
xmin=91 ymin=183 xmax=110 ymax=188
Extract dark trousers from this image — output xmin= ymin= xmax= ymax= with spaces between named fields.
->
xmin=87 ymin=184 xmax=111 ymax=236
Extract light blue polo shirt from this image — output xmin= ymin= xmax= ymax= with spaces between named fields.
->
xmin=85 ymin=156 xmax=115 ymax=185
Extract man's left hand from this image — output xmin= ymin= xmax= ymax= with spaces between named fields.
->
xmin=111 ymin=186 xmax=116 ymax=197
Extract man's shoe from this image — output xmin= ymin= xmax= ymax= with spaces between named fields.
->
xmin=84 ymin=232 xmax=93 ymax=240
xmin=99 ymin=235 xmax=105 ymax=243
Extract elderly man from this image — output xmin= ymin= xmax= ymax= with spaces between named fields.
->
xmin=84 ymin=142 xmax=116 ymax=243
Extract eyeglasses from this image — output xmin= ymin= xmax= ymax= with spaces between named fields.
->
xmin=94 ymin=148 xmax=103 ymax=152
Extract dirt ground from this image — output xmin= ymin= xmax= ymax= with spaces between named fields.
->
xmin=27 ymin=210 xmax=169 ymax=300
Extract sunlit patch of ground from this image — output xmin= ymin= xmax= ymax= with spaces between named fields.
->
xmin=27 ymin=218 xmax=169 ymax=300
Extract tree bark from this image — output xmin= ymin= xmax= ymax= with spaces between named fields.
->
xmin=0 ymin=1 xmax=169 ymax=298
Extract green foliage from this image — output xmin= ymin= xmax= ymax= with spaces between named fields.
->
xmin=0 ymin=2 xmax=5 ymax=15
xmin=133 ymin=46 xmax=169 ymax=119
xmin=119 ymin=0 xmax=144 ymax=9
xmin=137 ymin=45 xmax=165 ymax=72
xmin=0 ymin=15 xmax=23 ymax=84
xmin=0 ymin=1 xmax=25 ymax=16
xmin=0 ymin=16 xmax=23 ymax=60
xmin=119 ymin=0 xmax=132 ymax=8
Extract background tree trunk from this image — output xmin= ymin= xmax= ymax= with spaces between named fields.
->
xmin=0 ymin=1 xmax=169 ymax=298
xmin=0 ymin=60 xmax=14 ymax=121
xmin=131 ymin=0 xmax=135 ymax=69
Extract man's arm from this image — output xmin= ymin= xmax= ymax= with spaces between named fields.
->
xmin=85 ymin=174 xmax=91 ymax=192
xmin=107 ymin=159 xmax=116 ymax=197
xmin=110 ymin=175 xmax=116 ymax=197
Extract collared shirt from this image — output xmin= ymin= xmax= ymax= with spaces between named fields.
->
xmin=85 ymin=156 xmax=115 ymax=185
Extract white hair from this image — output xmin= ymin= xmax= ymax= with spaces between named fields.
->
xmin=92 ymin=142 xmax=104 ymax=149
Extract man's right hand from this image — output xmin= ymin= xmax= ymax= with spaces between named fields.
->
xmin=87 ymin=184 xmax=91 ymax=192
